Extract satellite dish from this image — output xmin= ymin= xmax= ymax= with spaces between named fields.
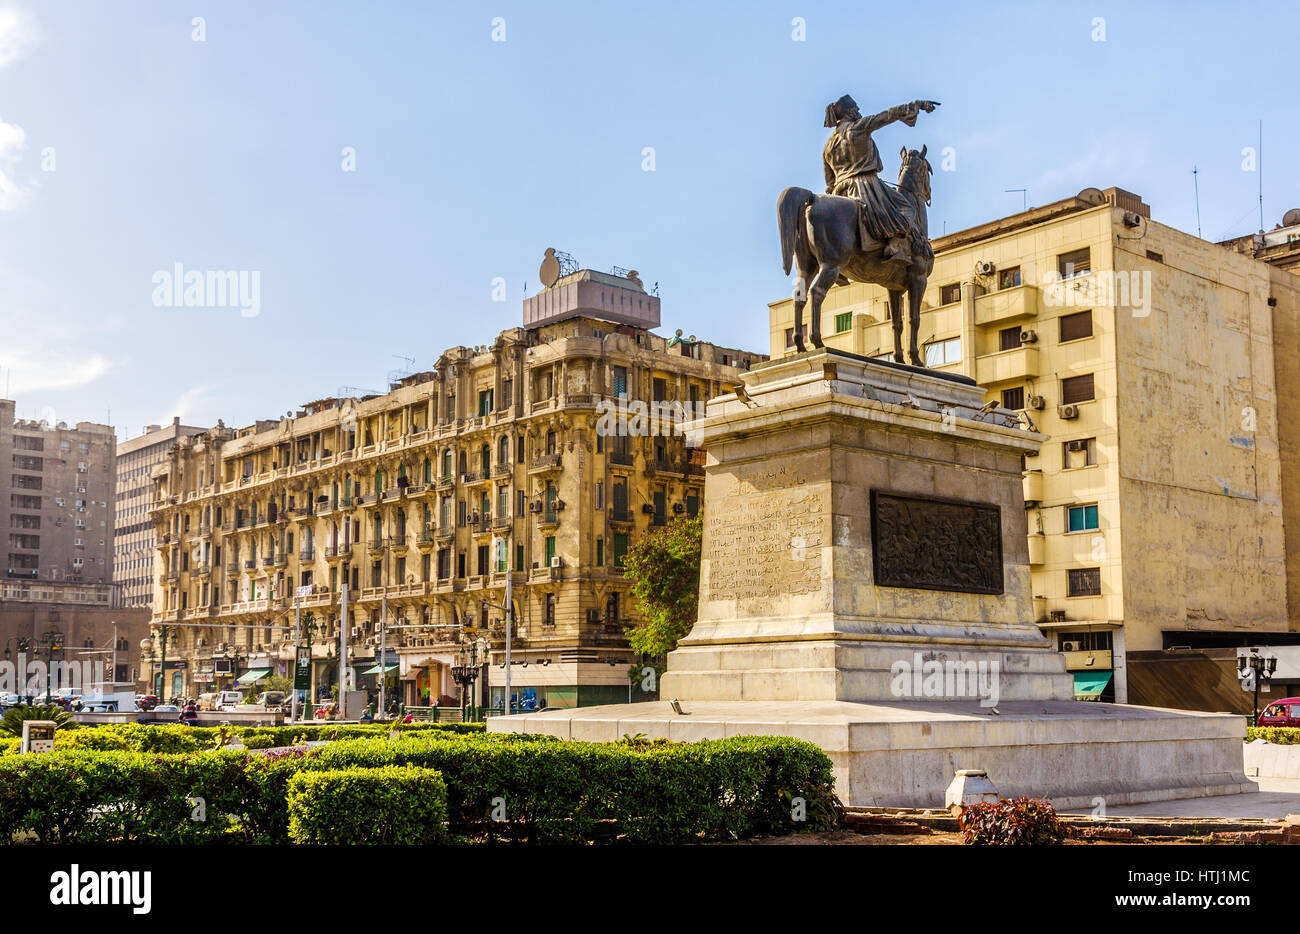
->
xmin=675 ymin=329 xmax=683 ymax=337
xmin=1283 ymin=208 xmax=1300 ymax=228
xmin=539 ymin=248 xmax=561 ymax=289
xmin=1076 ymin=187 xmax=1106 ymax=205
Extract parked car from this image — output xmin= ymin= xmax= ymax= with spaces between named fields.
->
xmin=1256 ymin=698 xmax=1300 ymax=727
xmin=196 ymin=692 xmax=223 ymax=711
xmin=214 ymin=690 xmax=244 ymax=710
xmin=152 ymin=704 xmax=180 ymax=714
xmin=254 ymin=691 xmax=288 ymax=710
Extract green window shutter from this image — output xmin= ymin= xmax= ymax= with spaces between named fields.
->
xmin=835 ymin=312 xmax=852 ymax=333
xmin=613 ymin=533 xmax=628 ymax=567
xmin=596 ymin=538 xmax=604 ymax=566
xmin=545 ymin=536 xmax=556 ymax=564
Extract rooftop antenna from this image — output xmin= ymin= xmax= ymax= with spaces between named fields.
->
xmin=1005 ymin=188 xmax=1027 ymax=212
xmin=1258 ymin=119 xmax=1264 ymax=232
xmin=1193 ymin=165 xmax=1202 ymax=238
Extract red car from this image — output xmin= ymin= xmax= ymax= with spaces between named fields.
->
xmin=1256 ymin=697 xmax=1300 ymax=728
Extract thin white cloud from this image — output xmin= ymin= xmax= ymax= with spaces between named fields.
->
xmin=0 ymin=115 xmax=31 ymax=210
xmin=162 ymin=385 xmax=213 ymax=425
xmin=0 ymin=7 xmax=35 ymax=68
xmin=0 ymin=349 xmax=112 ymax=393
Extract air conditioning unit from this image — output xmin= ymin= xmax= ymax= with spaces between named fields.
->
xmin=976 ymin=260 xmax=996 ymax=276
xmin=641 ymin=503 xmax=655 ymax=514
xmin=1066 ymin=439 xmax=1089 ymax=452
xmin=1122 ymin=211 xmax=1142 ymax=228
xmin=554 ymin=500 xmax=566 ymax=511
xmin=1019 ymin=329 xmax=1038 ymax=344
xmin=550 ymin=556 xmax=561 ymax=569
xmin=1061 ymin=640 xmax=1083 ymax=652
xmin=466 ymin=511 xmax=479 ymax=522
xmin=529 ymin=501 xmax=543 ymax=513
xmin=1027 ymin=395 xmax=1046 ymax=410
xmin=1059 ymin=404 xmax=1080 ymax=420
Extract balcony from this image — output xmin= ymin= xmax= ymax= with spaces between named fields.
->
xmin=461 ymin=470 xmax=488 ymax=486
xmin=299 ymin=548 xmax=316 ymax=562
xmin=224 ymin=561 xmax=240 ymax=575
xmin=974 ymin=283 xmax=1039 ymax=327
xmin=325 ymin=544 xmax=352 ymax=561
xmin=389 ymin=534 xmax=408 ymax=551
xmin=291 ymin=506 xmax=315 ymax=521
xmin=609 ymin=451 xmax=634 ymax=467
xmin=1027 ymin=533 xmax=1046 ymax=566
xmin=529 ymin=454 xmax=562 ymax=473
xmin=493 ymin=463 xmax=512 ymax=478
xmin=610 ymin=508 xmax=632 ymax=525
xmin=974 ymin=346 xmax=1039 ymax=385
xmin=1023 ymin=470 xmax=1043 ymax=505
xmin=1062 ymin=649 xmax=1112 ymax=672
xmin=438 ymin=475 xmax=455 ymax=490
xmin=417 ymin=531 xmax=436 ymax=550
xmin=491 ymin=516 xmax=512 ymax=531
xmin=367 ymin=539 xmax=386 ymax=556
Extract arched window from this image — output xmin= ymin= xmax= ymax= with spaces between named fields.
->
xmin=480 ymin=444 xmax=491 ymax=474
xmin=423 ymin=458 xmax=432 ymax=483
xmin=498 ymin=436 xmax=510 ymax=465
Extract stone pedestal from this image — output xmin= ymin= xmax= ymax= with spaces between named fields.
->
xmin=492 ymin=349 xmax=1250 ymax=808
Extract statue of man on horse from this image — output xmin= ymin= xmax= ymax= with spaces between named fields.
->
xmin=779 ymin=94 xmax=940 ymax=365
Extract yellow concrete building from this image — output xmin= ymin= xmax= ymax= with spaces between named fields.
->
xmin=770 ymin=187 xmax=1300 ymax=704
xmin=148 ymin=266 xmax=762 ymax=711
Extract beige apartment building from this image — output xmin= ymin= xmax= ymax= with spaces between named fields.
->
xmin=770 ymin=187 xmax=1300 ymax=706
xmin=2 ymin=400 xmax=117 ymax=585
xmin=148 ymin=265 xmax=762 ymax=709
xmin=115 ymin=418 xmax=207 ymax=608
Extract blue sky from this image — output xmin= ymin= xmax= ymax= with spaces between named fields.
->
xmin=0 ymin=0 xmax=1295 ymax=440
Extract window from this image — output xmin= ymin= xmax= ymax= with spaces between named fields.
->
xmin=1145 ymin=250 xmax=1164 ymax=263
xmin=1001 ymin=387 xmax=1025 ymax=410
xmin=923 ymin=337 xmax=961 ymax=367
xmin=545 ymin=536 xmax=556 ymax=564
xmin=595 ymin=482 xmax=604 ymax=511
xmin=835 ymin=312 xmax=852 ymax=333
xmin=613 ymin=366 xmax=628 ymax=399
xmin=501 ymin=379 xmax=512 ymax=408
xmin=686 ymin=492 xmax=699 ymax=518
xmin=1061 ymin=374 xmax=1095 ymax=404
xmin=1059 ymin=310 xmax=1093 ymax=342
xmin=653 ymin=489 xmax=666 ymax=526
xmin=998 ymin=266 xmax=1021 ymax=289
xmin=784 ymin=327 xmax=806 ymax=349
xmin=1066 ymin=504 xmax=1099 ymax=533
xmin=653 ymin=377 xmax=667 ymax=402
xmin=1058 ymin=247 xmax=1091 ymax=278
xmin=1067 ymin=567 xmax=1102 ymax=597
xmin=596 ymin=537 xmax=604 ymax=566
xmin=939 ymin=283 xmax=961 ymax=305
xmin=1063 ymin=438 xmax=1097 ymax=468
xmin=613 ymin=532 xmax=629 ymax=567
xmin=477 ymin=389 xmax=493 ymax=417
xmin=999 ymin=326 xmax=1022 ymax=352
xmin=544 ymin=593 xmax=556 ymax=626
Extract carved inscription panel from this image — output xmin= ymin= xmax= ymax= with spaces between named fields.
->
xmin=706 ymin=465 xmax=827 ymax=601
xmin=870 ymin=491 xmax=1003 ymax=594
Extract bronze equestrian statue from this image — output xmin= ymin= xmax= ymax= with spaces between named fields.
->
xmin=778 ymin=95 xmax=939 ymax=365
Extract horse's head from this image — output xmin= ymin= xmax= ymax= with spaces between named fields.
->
xmin=898 ymin=145 xmax=933 ymax=206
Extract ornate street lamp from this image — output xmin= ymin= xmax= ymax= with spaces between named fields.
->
xmin=451 ymin=641 xmax=481 ymax=722
xmin=37 ymin=628 xmax=63 ymax=704
xmin=1239 ymin=649 xmax=1279 ymax=721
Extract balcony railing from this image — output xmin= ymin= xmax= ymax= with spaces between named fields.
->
xmin=609 ymin=451 xmax=634 ymax=467
xmin=530 ymin=454 xmax=562 ymax=471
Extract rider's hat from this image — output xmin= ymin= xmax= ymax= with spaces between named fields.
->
xmin=824 ymin=94 xmax=858 ymax=128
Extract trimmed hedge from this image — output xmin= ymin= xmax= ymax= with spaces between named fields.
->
xmin=0 ymin=721 xmax=486 ymax=756
xmin=288 ymin=767 xmax=448 ymax=844
xmin=0 ymin=732 xmax=838 ymax=844
xmin=1246 ymin=726 xmax=1300 ymax=745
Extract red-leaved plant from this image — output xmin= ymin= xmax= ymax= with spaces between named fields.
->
xmin=957 ymin=797 xmax=1070 ymax=845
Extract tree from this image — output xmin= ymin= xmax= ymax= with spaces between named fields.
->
xmin=0 ymin=704 xmax=77 ymax=736
xmin=621 ymin=517 xmax=702 ymax=660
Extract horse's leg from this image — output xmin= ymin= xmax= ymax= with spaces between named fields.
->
xmin=792 ymin=256 xmax=813 ymax=353
xmin=808 ymin=265 xmax=840 ymax=349
xmin=887 ymin=290 xmax=905 ymax=363
xmin=907 ymin=268 xmax=927 ymax=366
xmin=793 ymin=292 xmax=807 ymax=353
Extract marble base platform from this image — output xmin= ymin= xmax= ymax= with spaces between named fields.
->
xmin=489 ymin=699 xmax=1251 ymax=809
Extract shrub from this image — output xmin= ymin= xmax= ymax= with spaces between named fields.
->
xmin=958 ymin=797 xmax=1069 ymax=845
xmin=287 ymin=766 xmax=447 ymax=844
xmin=1247 ymin=727 xmax=1300 ymax=745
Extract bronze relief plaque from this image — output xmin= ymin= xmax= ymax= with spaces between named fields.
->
xmin=870 ymin=491 xmax=1003 ymax=594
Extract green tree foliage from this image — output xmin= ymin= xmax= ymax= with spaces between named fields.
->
xmin=620 ymin=516 xmax=702 ymax=659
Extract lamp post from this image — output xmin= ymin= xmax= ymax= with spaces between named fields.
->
xmin=5 ymin=638 xmax=32 ymax=703
xmin=37 ymin=628 xmax=63 ymax=704
xmin=1239 ymin=649 xmax=1279 ymax=722
xmin=145 ymin=625 xmax=173 ymax=704
xmin=301 ymin=610 xmax=323 ymax=715
xmin=451 ymin=641 xmax=481 ymax=722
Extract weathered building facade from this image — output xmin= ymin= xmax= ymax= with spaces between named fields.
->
xmin=148 ymin=267 xmax=762 ymax=709
xmin=2 ymin=400 xmax=117 ymax=585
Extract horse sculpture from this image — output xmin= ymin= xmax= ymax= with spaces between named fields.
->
xmin=778 ymin=146 xmax=935 ymax=365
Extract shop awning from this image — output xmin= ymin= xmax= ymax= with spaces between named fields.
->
xmin=235 ymin=668 xmax=272 ymax=685
xmin=362 ymin=664 xmax=399 ymax=675
xmin=1073 ymin=672 xmax=1113 ymax=701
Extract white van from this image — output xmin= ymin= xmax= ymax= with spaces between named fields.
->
xmin=215 ymin=690 xmax=244 ymax=710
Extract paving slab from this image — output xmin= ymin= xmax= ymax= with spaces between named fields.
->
xmin=1064 ymin=778 xmax=1300 ymax=819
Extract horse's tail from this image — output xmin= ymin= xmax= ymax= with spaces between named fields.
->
xmin=777 ymin=186 xmax=814 ymax=275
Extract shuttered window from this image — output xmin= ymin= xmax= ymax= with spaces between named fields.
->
xmin=1058 ymin=248 xmax=1091 ymax=278
xmin=1000 ymin=326 xmax=1022 ymax=351
xmin=1059 ymin=310 xmax=1093 ymax=342
xmin=1061 ymin=374 xmax=1094 ymax=404
xmin=1068 ymin=567 xmax=1101 ymax=597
